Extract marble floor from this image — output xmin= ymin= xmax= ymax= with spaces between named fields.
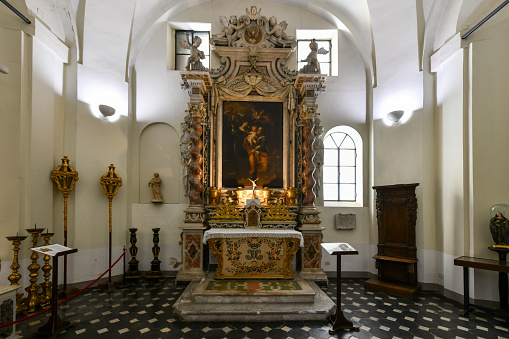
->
xmin=14 ymin=277 xmax=509 ymax=338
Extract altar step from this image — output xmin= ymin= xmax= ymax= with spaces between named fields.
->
xmin=173 ymin=273 xmax=336 ymax=322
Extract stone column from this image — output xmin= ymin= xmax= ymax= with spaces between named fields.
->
xmin=176 ymin=72 xmax=211 ymax=283
xmin=295 ymin=75 xmax=327 ymax=283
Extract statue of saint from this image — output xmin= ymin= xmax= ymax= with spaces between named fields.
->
xmin=148 ymin=173 xmax=163 ymax=203
xmin=490 ymin=212 xmax=509 ymax=247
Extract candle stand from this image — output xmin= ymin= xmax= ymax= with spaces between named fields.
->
xmin=39 ymin=232 xmax=55 ymax=307
xmin=6 ymin=235 xmax=28 ymax=313
xmin=21 ymin=227 xmax=45 ymax=313
xmin=146 ymin=228 xmax=163 ymax=279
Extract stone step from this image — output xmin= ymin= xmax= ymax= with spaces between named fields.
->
xmin=192 ymin=275 xmax=316 ymax=303
xmin=174 ymin=279 xmax=336 ymax=322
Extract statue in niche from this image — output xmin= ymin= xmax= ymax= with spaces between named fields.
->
xmin=148 ymin=173 xmax=163 ymax=203
xmin=299 ymin=39 xmax=329 ymax=74
xmin=179 ymin=34 xmax=207 ymax=71
xmin=490 ymin=212 xmax=509 ymax=247
xmin=266 ymin=16 xmax=295 ymax=47
xmin=214 ymin=15 xmax=244 ymax=46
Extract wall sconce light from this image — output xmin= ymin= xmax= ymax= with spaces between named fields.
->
xmin=98 ymin=104 xmax=116 ymax=117
xmin=0 ymin=64 xmax=9 ymax=74
xmin=387 ymin=110 xmax=404 ymax=123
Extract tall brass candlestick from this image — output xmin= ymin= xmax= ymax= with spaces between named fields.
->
xmin=100 ymin=164 xmax=122 ymax=283
xmin=6 ymin=235 xmax=28 ymax=313
xmin=22 ymin=226 xmax=45 ymax=313
xmin=50 ymin=156 xmax=79 ymax=291
xmin=39 ymin=231 xmax=55 ymax=307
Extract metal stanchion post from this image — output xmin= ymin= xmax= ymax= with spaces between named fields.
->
xmin=117 ymin=246 xmax=130 ymax=289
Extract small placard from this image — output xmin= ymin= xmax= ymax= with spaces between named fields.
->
xmin=321 ymin=242 xmax=358 ymax=255
xmin=335 ymin=213 xmax=356 ymax=230
xmin=31 ymin=244 xmax=73 ymax=257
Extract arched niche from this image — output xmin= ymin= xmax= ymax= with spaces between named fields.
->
xmin=139 ymin=122 xmax=180 ymax=203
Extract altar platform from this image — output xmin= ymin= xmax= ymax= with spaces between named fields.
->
xmin=173 ymin=272 xmax=335 ymax=322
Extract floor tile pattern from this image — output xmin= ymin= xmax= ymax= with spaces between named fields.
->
xmin=15 ymin=278 xmax=509 ymax=338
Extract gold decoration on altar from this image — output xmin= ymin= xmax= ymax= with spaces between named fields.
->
xmin=210 ymin=200 xmax=243 ymax=220
xmin=263 ymin=200 xmax=293 ymax=221
xmin=211 ymin=73 xmax=296 ymax=116
xmin=207 ymin=187 xmax=221 ymax=206
xmin=208 ymin=237 xmax=300 ymax=279
xmin=284 ymin=187 xmax=298 ymax=206
xmin=187 ymin=102 xmax=207 ymax=119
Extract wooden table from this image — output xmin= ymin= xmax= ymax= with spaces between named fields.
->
xmin=454 ymin=255 xmax=509 ymax=315
xmin=322 ymin=243 xmax=360 ymax=334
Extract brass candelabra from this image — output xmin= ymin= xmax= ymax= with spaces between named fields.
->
xmin=50 ymin=156 xmax=79 ymax=291
xmin=100 ymin=164 xmax=122 ymax=283
xmin=39 ymin=231 xmax=55 ymax=307
xmin=6 ymin=234 xmax=28 ymax=313
xmin=21 ymin=226 xmax=45 ymax=313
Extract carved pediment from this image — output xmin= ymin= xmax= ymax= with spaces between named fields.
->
xmin=211 ymin=6 xmax=296 ymax=50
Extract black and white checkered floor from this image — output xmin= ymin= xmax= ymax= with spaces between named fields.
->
xmin=16 ymin=278 xmax=509 ymax=338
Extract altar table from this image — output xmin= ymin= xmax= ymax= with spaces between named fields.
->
xmin=204 ymin=229 xmax=303 ymax=279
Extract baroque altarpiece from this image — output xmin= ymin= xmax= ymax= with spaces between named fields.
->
xmin=176 ymin=6 xmax=327 ymax=283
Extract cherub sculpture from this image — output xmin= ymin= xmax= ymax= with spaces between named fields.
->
xmin=299 ymin=39 xmax=329 ymax=74
xmin=246 ymin=6 xmax=261 ymax=21
xmin=214 ymin=15 xmax=244 ymax=46
xmin=266 ymin=16 xmax=296 ymax=47
xmin=179 ymin=34 xmax=206 ymax=71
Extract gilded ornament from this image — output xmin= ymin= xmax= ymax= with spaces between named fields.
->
xmin=263 ymin=200 xmax=293 ymax=221
xmin=210 ymin=200 xmax=243 ymax=220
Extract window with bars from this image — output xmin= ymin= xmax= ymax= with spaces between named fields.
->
xmin=297 ymin=39 xmax=331 ymax=75
xmin=323 ymin=126 xmax=362 ymax=204
xmin=175 ymin=30 xmax=210 ymax=71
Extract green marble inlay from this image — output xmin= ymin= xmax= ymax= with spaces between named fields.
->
xmin=205 ymin=280 xmax=302 ymax=291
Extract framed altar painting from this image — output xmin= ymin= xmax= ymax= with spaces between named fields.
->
xmin=220 ymin=101 xmax=284 ymax=188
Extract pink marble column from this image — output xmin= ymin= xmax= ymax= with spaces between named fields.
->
xmin=188 ymin=110 xmax=204 ymax=206
xmin=301 ymin=116 xmax=317 ymax=206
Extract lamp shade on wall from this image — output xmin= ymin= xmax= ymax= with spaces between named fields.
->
xmin=98 ymin=104 xmax=116 ymax=117
xmin=387 ymin=110 xmax=404 ymax=122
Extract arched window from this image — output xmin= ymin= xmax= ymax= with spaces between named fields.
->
xmin=323 ymin=126 xmax=363 ymax=206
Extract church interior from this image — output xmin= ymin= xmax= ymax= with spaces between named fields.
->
xmin=2 ymin=0 xmax=509 ymax=337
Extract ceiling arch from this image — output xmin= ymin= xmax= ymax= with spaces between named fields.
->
xmin=125 ymin=0 xmax=376 ymax=85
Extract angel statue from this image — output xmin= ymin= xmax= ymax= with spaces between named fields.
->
xmin=246 ymin=5 xmax=261 ymax=21
xmin=214 ymin=15 xmax=244 ymax=46
xmin=179 ymin=34 xmax=206 ymax=71
xmin=266 ymin=16 xmax=296 ymax=47
xmin=299 ymin=39 xmax=329 ymax=74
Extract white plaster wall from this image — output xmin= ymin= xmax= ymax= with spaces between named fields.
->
xmin=70 ymin=67 xmax=130 ymax=282
xmin=319 ymin=206 xmax=370 ymax=272
xmin=468 ymin=30 xmax=509 ymax=302
xmin=435 ymin=49 xmax=466 ymax=296
xmin=0 ymin=27 xmax=24 ymax=272
xmin=139 ymin=123 xmax=180 ymax=204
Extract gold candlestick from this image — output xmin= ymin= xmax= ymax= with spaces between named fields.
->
xmin=21 ymin=227 xmax=45 ymax=313
xmin=100 ymin=164 xmax=122 ymax=284
xmin=39 ymin=232 xmax=55 ymax=307
xmin=6 ymin=235 xmax=28 ymax=313
xmin=51 ymin=156 xmax=79 ymax=292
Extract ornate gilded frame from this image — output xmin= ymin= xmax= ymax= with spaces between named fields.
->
xmin=210 ymin=73 xmax=297 ymax=191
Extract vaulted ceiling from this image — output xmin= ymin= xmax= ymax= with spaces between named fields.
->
xmin=1 ymin=0 xmax=502 ymax=120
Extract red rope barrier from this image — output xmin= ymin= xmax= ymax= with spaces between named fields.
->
xmin=0 ymin=250 xmax=126 ymax=329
